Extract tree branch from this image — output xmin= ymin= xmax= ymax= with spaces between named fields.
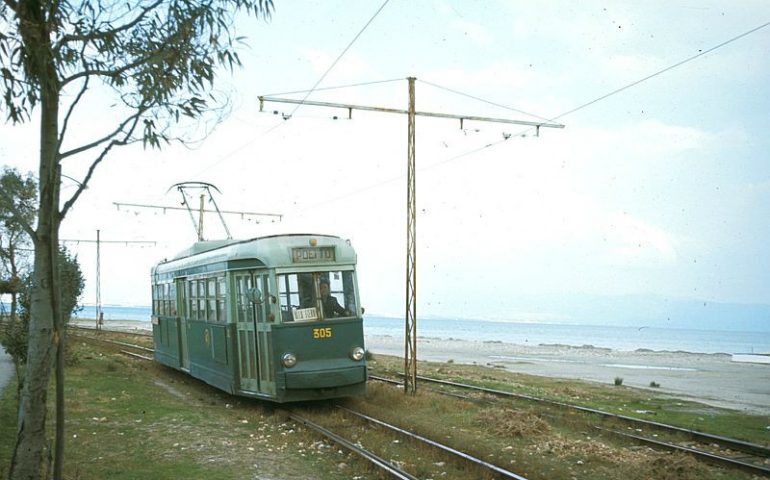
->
xmin=57 ymin=75 xmax=89 ymax=153
xmin=59 ymin=54 xmax=151 ymax=88
xmin=54 ymin=0 xmax=164 ymax=52
xmin=0 ymin=188 xmax=36 ymax=241
xmin=60 ymin=108 xmax=145 ymax=219
xmin=58 ymin=109 xmax=141 ymax=160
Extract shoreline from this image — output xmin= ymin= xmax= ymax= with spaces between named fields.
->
xmin=364 ymin=334 xmax=770 ymax=415
xmin=70 ymin=320 xmax=770 ymax=415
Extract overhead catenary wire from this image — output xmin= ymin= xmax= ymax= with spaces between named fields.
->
xmin=553 ymin=19 xmax=770 ymax=121
xmin=417 ymin=79 xmax=554 ymax=123
xmin=286 ymin=18 xmax=770 ymax=213
xmin=280 ymin=0 xmax=392 ymax=120
xmin=187 ymin=0 xmax=392 ymax=180
xmin=260 ymin=78 xmax=403 ymax=98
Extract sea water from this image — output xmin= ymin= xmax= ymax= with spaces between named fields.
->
xmin=364 ymin=316 xmax=770 ymax=354
xmin=65 ymin=305 xmax=770 ymax=354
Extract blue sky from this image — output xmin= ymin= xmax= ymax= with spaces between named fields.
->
xmin=1 ymin=1 xmax=769 ymax=324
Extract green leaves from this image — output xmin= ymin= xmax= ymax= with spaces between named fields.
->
xmin=2 ymin=0 xmax=274 ymax=147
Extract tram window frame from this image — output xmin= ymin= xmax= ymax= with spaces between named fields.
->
xmin=206 ymin=278 xmax=216 ymax=321
xmin=235 ymin=274 xmax=254 ymax=323
xmin=152 ymin=282 xmax=176 ymax=317
xmin=197 ymin=280 xmax=206 ymax=320
xmin=216 ymin=276 xmax=227 ymax=322
xmin=188 ymin=280 xmax=199 ymax=320
xmin=169 ymin=282 xmax=177 ymax=316
xmin=276 ymin=271 xmax=357 ymax=322
xmin=152 ymin=284 xmax=160 ymax=316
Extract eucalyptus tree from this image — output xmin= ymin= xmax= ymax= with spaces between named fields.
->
xmin=0 ymin=168 xmax=36 ymax=325
xmin=0 ymin=1 xmax=274 ymax=478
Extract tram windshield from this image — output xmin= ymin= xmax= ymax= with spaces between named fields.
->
xmin=277 ymin=271 xmax=357 ymax=322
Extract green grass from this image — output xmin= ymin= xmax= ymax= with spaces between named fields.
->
xmin=0 ymin=341 xmax=355 ymax=479
xmin=0 ymin=377 xmax=17 ymax=479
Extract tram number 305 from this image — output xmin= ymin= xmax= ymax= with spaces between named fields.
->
xmin=312 ymin=327 xmax=332 ymax=339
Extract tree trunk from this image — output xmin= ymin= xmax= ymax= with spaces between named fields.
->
xmin=9 ymin=7 xmax=62 ymax=474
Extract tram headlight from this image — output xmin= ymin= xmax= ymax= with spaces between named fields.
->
xmin=350 ymin=346 xmax=365 ymax=361
xmin=281 ymin=352 xmax=297 ymax=368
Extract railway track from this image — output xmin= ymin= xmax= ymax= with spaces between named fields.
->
xmin=370 ymin=372 xmax=770 ymax=476
xmin=71 ymin=327 xmax=770 ymax=477
xmin=76 ymin=331 xmax=532 ymax=478
xmin=288 ymin=404 xmax=531 ymax=480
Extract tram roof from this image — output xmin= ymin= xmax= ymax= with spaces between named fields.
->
xmin=153 ymin=234 xmax=356 ymax=274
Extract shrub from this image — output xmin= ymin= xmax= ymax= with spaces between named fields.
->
xmin=614 ymin=377 xmax=624 ymax=386
xmin=649 ymin=381 xmax=660 ymax=388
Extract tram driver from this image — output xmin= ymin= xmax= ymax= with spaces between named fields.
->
xmin=319 ymin=278 xmax=351 ymax=318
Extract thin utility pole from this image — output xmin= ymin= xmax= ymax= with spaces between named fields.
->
xmin=259 ymin=77 xmax=564 ymax=394
xmin=62 ymin=232 xmax=156 ymax=330
xmin=96 ymin=230 xmax=101 ymax=329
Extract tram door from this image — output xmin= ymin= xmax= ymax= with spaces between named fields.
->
xmin=235 ymin=273 xmax=261 ymax=392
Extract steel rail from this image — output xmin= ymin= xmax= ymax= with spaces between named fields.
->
xmin=598 ymin=426 xmax=770 ymax=476
xmin=119 ymin=350 xmax=154 ymax=361
xmin=397 ymin=372 xmax=770 ymax=459
xmin=70 ymin=331 xmax=154 ymax=353
xmin=70 ymin=324 xmax=153 ymax=337
xmin=338 ymin=406 xmax=530 ymax=480
xmin=285 ymin=411 xmax=418 ymax=480
xmin=110 ymin=339 xmax=154 ymax=353
xmin=369 ymin=375 xmax=770 ymax=473
xmin=372 ymin=372 xmax=770 ymax=476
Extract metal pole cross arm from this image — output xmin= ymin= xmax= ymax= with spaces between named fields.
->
xmin=258 ymin=96 xmax=565 ymax=130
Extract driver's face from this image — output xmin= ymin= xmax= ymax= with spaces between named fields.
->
xmin=319 ymin=283 xmax=329 ymax=296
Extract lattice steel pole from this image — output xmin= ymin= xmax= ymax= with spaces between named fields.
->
xmin=96 ymin=229 xmax=101 ymax=330
xmin=404 ymin=77 xmax=418 ymax=394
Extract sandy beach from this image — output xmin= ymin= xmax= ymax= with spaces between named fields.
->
xmin=366 ymin=334 xmax=770 ymax=415
xmin=73 ymin=319 xmax=770 ymax=415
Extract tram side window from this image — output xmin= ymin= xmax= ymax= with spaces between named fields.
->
xmin=197 ymin=280 xmax=206 ymax=320
xmin=216 ymin=276 xmax=227 ymax=322
xmin=206 ymin=278 xmax=216 ymax=321
xmin=152 ymin=284 xmax=160 ymax=316
xmin=168 ymin=283 xmax=177 ymax=315
xmin=188 ymin=281 xmax=198 ymax=320
xmin=152 ymin=282 xmax=175 ymax=316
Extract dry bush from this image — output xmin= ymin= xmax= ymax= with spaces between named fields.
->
xmin=639 ymin=452 xmax=710 ymax=480
xmin=477 ymin=408 xmax=550 ymax=437
xmin=528 ymin=437 xmax=711 ymax=480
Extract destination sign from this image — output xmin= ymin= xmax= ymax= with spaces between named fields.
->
xmin=293 ymin=307 xmax=318 ymax=321
xmin=291 ymin=246 xmax=335 ymax=263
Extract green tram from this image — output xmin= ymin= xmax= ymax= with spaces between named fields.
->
xmin=150 ymin=234 xmax=367 ymax=402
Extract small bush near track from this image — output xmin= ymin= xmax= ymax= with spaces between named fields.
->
xmin=477 ymin=408 xmax=551 ymax=437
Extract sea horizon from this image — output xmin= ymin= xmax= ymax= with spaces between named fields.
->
xmin=59 ymin=303 xmax=770 ymax=355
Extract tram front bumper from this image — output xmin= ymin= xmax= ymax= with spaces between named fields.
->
xmin=284 ymin=366 xmax=367 ymax=389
